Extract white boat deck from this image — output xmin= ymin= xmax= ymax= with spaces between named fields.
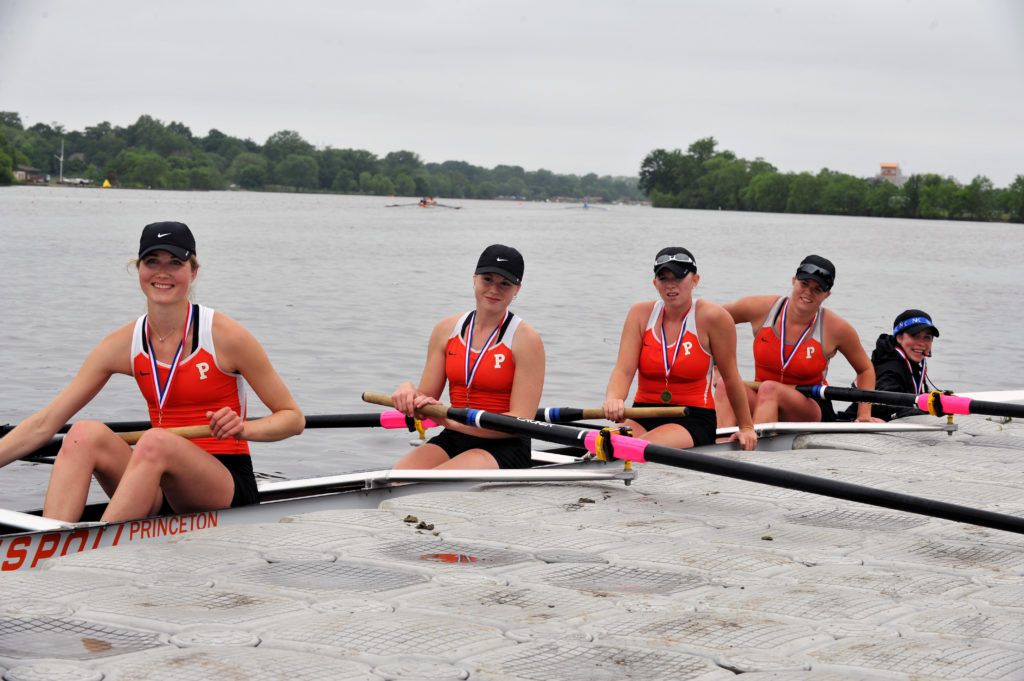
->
xmin=2 ymin=414 xmax=1023 ymax=680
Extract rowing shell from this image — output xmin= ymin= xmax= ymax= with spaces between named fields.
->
xmin=0 ymin=420 xmax=964 ymax=572
xmin=0 ymin=452 xmax=628 ymax=572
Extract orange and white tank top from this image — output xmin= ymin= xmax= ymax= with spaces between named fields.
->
xmin=131 ymin=304 xmax=249 ymax=455
xmin=445 ymin=310 xmax=522 ymax=412
xmin=635 ymin=300 xmax=715 ymax=408
xmin=752 ymin=295 xmax=829 ymax=385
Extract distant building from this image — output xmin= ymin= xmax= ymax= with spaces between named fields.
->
xmin=14 ymin=164 xmax=45 ymax=183
xmin=877 ymin=162 xmax=908 ymax=187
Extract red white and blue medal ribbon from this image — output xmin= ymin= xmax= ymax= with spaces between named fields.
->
xmin=895 ymin=347 xmax=927 ymax=394
xmin=145 ymin=305 xmax=194 ymax=424
xmin=779 ymin=298 xmax=816 ymax=376
xmin=659 ymin=306 xmax=690 ymax=402
xmin=464 ymin=310 xmax=508 ymax=399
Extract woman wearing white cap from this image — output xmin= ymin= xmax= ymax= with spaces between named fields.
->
xmin=0 ymin=222 xmax=305 ymax=522
xmin=603 ymin=247 xmax=757 ymax=451
xmin=391 ymin=244 xmax=545 ymax=469
xmin=715 ymin=255 xmax=880 ymax=425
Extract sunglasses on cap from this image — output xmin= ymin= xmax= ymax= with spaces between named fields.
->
xmin=654 ymin=253 xmax=695 ymax=267
xmin=796 ymin=263 xmax=834 ymax=290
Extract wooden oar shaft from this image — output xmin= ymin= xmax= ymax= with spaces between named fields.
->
xmin=537 ymin=406 xmax=687 ymax=421
xmin=117 ymin=425 xmax=212 ymax=445
xmin=361 ymin=391 xmax=1024 ymax=535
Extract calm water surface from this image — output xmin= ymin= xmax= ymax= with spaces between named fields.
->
xmin=2 ymin=186 xmax=1021 ymax=509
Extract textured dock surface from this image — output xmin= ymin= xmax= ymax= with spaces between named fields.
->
xmin=2 ymin=415 xmax=1023 ymax=680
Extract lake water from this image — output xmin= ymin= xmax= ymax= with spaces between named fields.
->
xmin=2 ymin=185 xmax=1021 ymax=509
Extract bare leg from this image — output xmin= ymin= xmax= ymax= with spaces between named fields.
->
xmin=714 ymin=380 xmax=757 ymax=429
xmin=102 ymin=429 xmax=234 ymax=522
xmin=392 ymin=443 xmax=452 ymax=470
xmin=44 ymin=421 xmax=133 ymax=522
xmin=618 ymin=419 xmax=696 ymax=450
xmin=753 ymin=381 xmax=822 ymax=423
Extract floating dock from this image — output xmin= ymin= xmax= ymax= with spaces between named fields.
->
xmin=1 ymin=415 xmax=1023 ymax=680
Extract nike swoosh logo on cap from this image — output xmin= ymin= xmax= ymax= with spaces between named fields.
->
xmin=157 ymin=232 xmax=171 ymax=238
xmin=496 ymin=258 xmax=508 ymax=262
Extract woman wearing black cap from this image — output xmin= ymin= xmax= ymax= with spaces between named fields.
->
xmin=843 ymin=309 xmax=939 ymax=421
xmin=602 ymin=247 xmax=757 ymax=451
xmin=391 ymin=244 xmax=545 ymax=469
xmin=715 ymin=254 xmax=880 ymax=425
xmin=0 ymin=221 xmax=305 ymax=522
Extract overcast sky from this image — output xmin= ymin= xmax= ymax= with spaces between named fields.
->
xmin=2 ymin=0 xmax=1022 ymax=186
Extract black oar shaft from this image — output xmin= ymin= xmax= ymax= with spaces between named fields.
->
xmin=796 ymin=385 xmax=1024 ymax=419
xmin=361 ymin=392 xmax=1024 ymax=535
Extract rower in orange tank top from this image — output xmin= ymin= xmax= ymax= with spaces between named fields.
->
xmin=715 ymin=255 xmax=881 ymax=426
xmin=603 ymin=247 xmax=757 ymax=451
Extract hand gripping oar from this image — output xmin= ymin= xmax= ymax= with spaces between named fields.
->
xmin=795 ymin=385 xmax=1024 ymax=419
xmin=362 ymin=392 xmax=1024 ymax=535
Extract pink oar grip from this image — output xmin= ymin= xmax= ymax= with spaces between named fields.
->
xmin=379 ymin=410 xmax=437 ymax=429
xmin=583 ymin=431 xmax=648 ymax=462
xmin=915 ymin=393 xmax=972 ymax=416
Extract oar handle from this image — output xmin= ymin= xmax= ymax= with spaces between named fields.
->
xmin=363 ymin=392 xmax=450 ymax=421
xmin=117 ymin=425 xmax=212 ymax=445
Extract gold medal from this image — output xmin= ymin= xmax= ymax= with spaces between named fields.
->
xmin=660 ymin=390 xmax=672 ymax=403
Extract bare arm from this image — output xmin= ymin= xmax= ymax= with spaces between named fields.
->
xmin=603 ymin=302 xmax=649 ymax=422
xmin=212 ymin=313 xmax=304 ymax=441
xmin=0 ymin=325 xmax=131 ymax=467
xmin=506 ymin=322 xmax=545 ymax=420
xmin=832 ymin=314 xmax=880 ymax=422
xmin=722 ymin=295 xmax=777 ymax=331
xmin=701 ymin=301 xmax=757 ymax=450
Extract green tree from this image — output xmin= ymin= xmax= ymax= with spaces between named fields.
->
xmin=1000 ymin=175 xmax=1024 ymax=223
xmin=275 ymin=154 xmax=319 ymax=190
xmin=227 ymin=152 xmax=268 ymax=188
xmin=263 ymin=130 xmax=314 ymax=162
xmin=332 ymin=169 xmax=356 ymax=192
xmin=740 ymin=172 xmax=791 ymax=213
xmin=785 ymin=172 xmax=822 ymax=213
xmin=0 ymin=112 xmax=23 ymax=129
xmin=394 ymin=172 xmax=416 ymax=196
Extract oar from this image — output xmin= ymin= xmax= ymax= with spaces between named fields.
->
xmin=385 ymin=202 xmax=420 ymax=208
xmin=795 ymin=385 xmax=1024 ymax=419
xmin=362 ymin=392 xmax=1024 ymax=535
xmin=435 ymin=203 xmax=462 ymax=210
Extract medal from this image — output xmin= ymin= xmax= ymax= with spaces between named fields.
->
xmin=658 ymin=305 xmax=690 ymax=406
xmin=144 ymin=305 xmax=195 ymax=427
xmin=779 ymin=298 xmax=816 ymax=379
xmin=464 ymin=310 xmax=508 ymax=408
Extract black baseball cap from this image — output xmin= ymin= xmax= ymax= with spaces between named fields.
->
xmin=795 ymin=255 xmax=835 ymax=292
xmin=475 ymin=244 xmax=524 ymax=285
xmin=653 ymin=247 xmax=697 ymax=278
xmin=893 ymin=309 xmax=939 ymax=337
xmin=139 ymin=221 xmax=196 ymax=260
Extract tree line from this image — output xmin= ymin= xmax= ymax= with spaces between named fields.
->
xmin=0 ymin=112 xmax=643 ymax=202
xmin=640 ymin=137 xmax=1024 ymax=223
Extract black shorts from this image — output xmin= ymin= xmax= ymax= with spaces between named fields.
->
xmin=216 ymin=454 xmax=259 ymax=507
xmin=630 ymin=403 xmax=718 ymax=447
xmin=157 ymin=454 xmax=258 ymax=516
xmin=811 ymin=397 xmax=837 ymax=423
xmin=426 ymin=429 xmax=532 ymax=469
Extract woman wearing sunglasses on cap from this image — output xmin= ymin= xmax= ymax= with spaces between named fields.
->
xmin=391 ymin=244 xmax=545 ymax=469
xmin=602 ymin=247 xmax=757 ymax=451
xmin=841 ymin=309 xmax=940 ymax=421
xmin=0 ymin=222 xmax=305 ymax=522
xmin=715 ymin=255 xmax=880 ymax=426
